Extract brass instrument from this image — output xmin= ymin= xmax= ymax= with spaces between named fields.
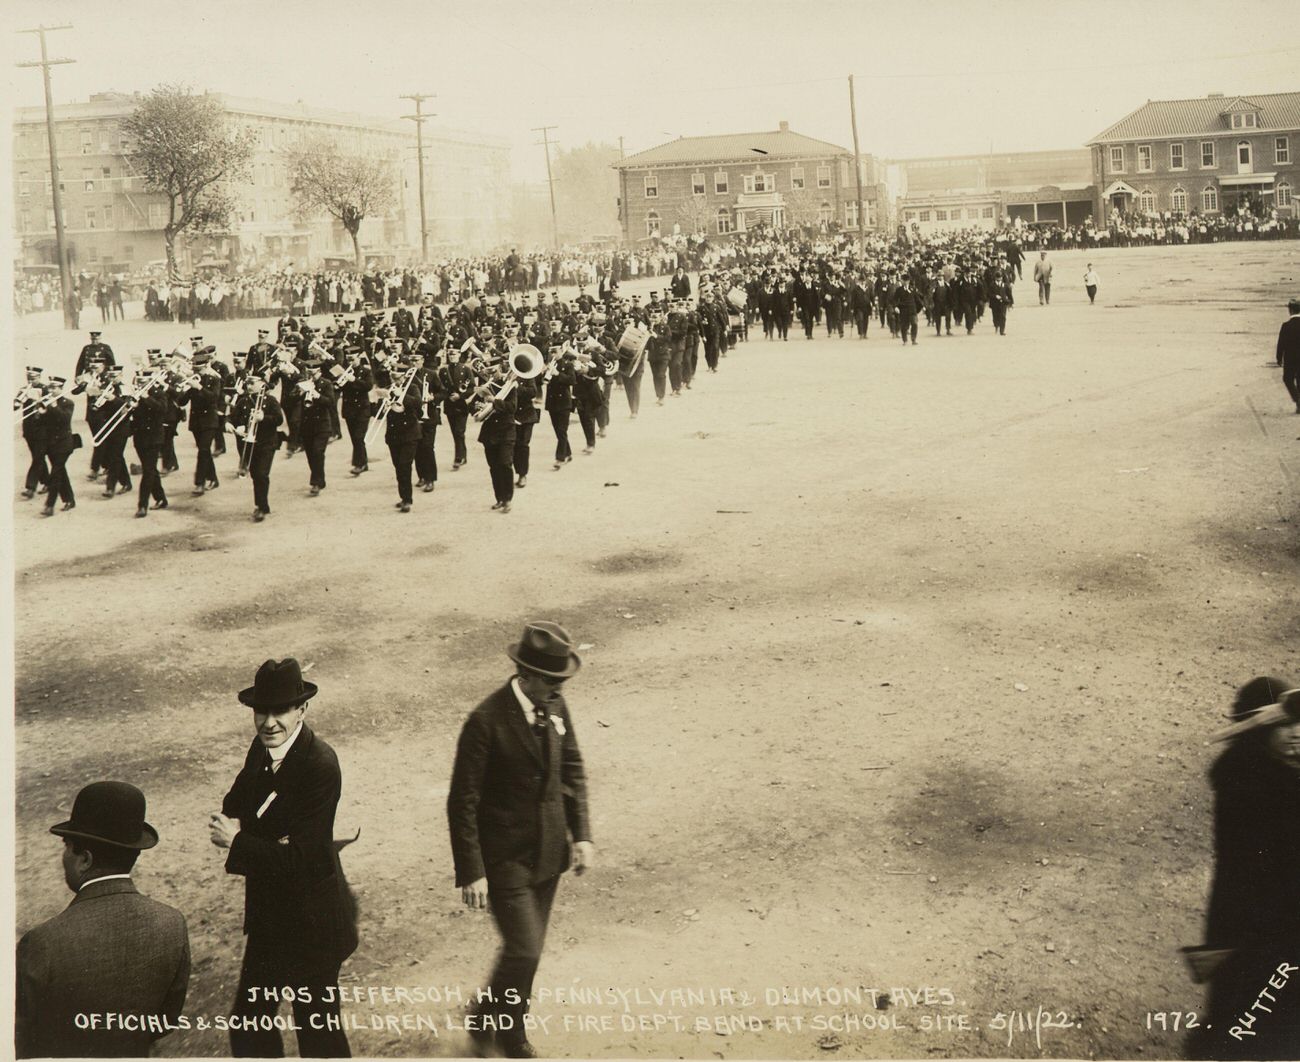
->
xmin=90 ymin=370 xmax=165 ymax=446
xmin=472 ymin=344 xmax=542 ymax=422
xmin=365 ymin=364 xmax=420 ymax=444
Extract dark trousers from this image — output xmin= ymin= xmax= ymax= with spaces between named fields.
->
xmin=991 ymin=303 xmax=1008 ymax=333
xmin=162 ymin=431 xmax=179 ymax=472
xmin=684 ymin=338 xmax=699 ymax=384
xmin=447 ymin=409 xmax=469 ymax=464
xmin=1038 ymin=279 xmax=1051 ymax=304
xmin=214 ymin=416 xmax=227 ymax=455
xmin=933 ymin=308 xmax=951 ymax=335
xmin=102 ymin=434 xmax=132 ymax=493
xmin=345 ymin=412 xmax=369 ymax=469
xmin=24 ymin=438 xmax=49 ymax=492
xmin=483 ymin=439 xmax=514 ymax=504
xmin=135 ymin=445 xmax=165 ymax=508
xmin=230 ymin=940 xmax=349 ymax=1058
xmin=703 ymin=337 xmax=719 ymax=371
xmin=577 ymin=409 xmax=597 ymax=448
xmin=193 ymin=428 xmax=217 ymax=487
xmin=1086 ymin=284 xmax=1097 ymax=304
xmin=622 ymin=369 xmax=643 ymax=414
xmin=45 ymin=451 xmax=74 ymax=506
xmin=899 ymin=313 xmax=918 ymax=343
xmin=477 ymin=876 xmax=559 ymax=1046
xmin=250 ymin=445 xmax=275 ymax=513
xmin=649 ymin=359 xmax=668 ymax=401
xmin=597 ymin=379 xmax=612 ymax=428
xmin=776 ymin=313 xmax=791 ymax=340
xmin=388 ymin=439 xmax=415 ymax=503
xmin=668 ymin=350 xmax=684 ymax=393
xmin=826 ymin=304 xmax=844 ymax=336
xmin=305 ymin=435 xmax=327 ymax=489
xmin=415 ymin=423 xmax=438 ymax=484
xmin=513 ymin=422 xmax=533 ymax=476
xmin=1283 ymin=362 xmax=1300 ymax=405
xmin=550 ymin=409 xmax=572 ymax=461
xmin=799 ymin=305 xmax=815 ymax=337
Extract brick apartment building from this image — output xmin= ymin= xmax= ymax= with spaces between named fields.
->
xmin=612 ymin=122 xmax=885 ymax=242
xmin=1088 ymin=91 xmax=1300 ymax=220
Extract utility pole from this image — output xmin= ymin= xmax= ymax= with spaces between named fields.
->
xmin=848 ymin=74 xmax=867 ymax=243
xmin=17 ymin=24 xmax=76 ymax=330
xmin=400 ymin=93 xmax=435 ymax=262
xmin=618 ymin=135 xmax=625 ymax=160
xmin=533 ymin=125 xmax=559 ymax=249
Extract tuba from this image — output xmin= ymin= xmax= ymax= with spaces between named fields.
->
xmin=472 ymin=344 xmax=542 ymax=422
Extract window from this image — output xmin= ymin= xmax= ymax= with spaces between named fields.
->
xmin=1202 ymin=185 xmax=1219 ymax=212
xmin=645 ymin=210 xmax=660 ymax=237
xmin=1170 ymin=187 xmax=1188 ymax=213
xmin=716 ymin=208 xmax=733 ymax=235
xmin=102 ymin=205 xmax=113 ymax=228
xmin=1201 ymin=141 xmax=1216 ymax=167
xmin=83 ymin=169 xmax=94 ymax=192
xmin=119 ymin=135 xmax=131 ymax=155
xmin=1170 ymin=143 xmax=1184 ymax=170
xmin=714 ymin=170 xmax=728 ymax=194
xmin=1231 ymin=113 xmax=1242 ymax=129
xmin=19 ymin=209 xmax=30 ymax=232
xmin=99 ymin=130 xmax=110 ymax=153
xmin=1110 ymin=146 xmax=1125 ymax=172
xmin=744 ymin=173 xmax=773 ymax=194
xmin=839 ymin=160 xmax=850 ymax=185
xmin=1232 ymin=112 xmax=1257 ymax=129
xmin=691 ymin=172 xmax=705 ymax=196
xmin=643 ymin=174 xmax=657 ymax=198
xmin=817 ymin=201 xmax=833 ymax=225
xmin=904 ymin=211 xmax=915 ymax=222
xmin=919 ymin=210 xmax=931 ymax=223
xmin=85 ymin=207 xmax=97 ymax=229
xmin=1276 ymin=137 xmax=1290 ymax=165
xmin=1238 ymin=140 xmax=1252 ymax=168
xmin=845 ymin=201 xmax=859 ymax=228
xmin=1278 ymin=182 xmax=1292 ymax=208
xmin=1138 ymin=145 xmax=1152 ymax=172
xmin=790 ymin=167 xmax=805 ymax=190
xmin=982 ymin=206 xmax=995 ymax=219
xmin=1138 ymin=189 xmax=1156 ymax=213
xmin=816 ymin=164 xmax=831 ymax=188
xmin=148 ymin=203 xmax=168 ymax=229
xmin=80 ymin=131 xmax=93 ymax=155
xmin=101 ymin=166 xmax=111 ymax=181
xmin=19 ymin=171 xmax=29 ymax=196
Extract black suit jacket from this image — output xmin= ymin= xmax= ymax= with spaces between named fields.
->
xmin=1277 ymin=316 xmax=1300 ymax=371
xmin=221 ymin=724 xmax=358 ymax=964
xmin=448 ymin=682 xmax=591 ymax=888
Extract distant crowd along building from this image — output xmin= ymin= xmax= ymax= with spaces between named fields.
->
xmin=1088 ymin=92 xmax=1299 ymax=221
xmin=611 ymin=122 xmax=888 ymax=242
xmin=11 ymin=91 xmax=511 ymax=273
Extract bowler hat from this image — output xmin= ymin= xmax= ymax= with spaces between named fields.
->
xmin=238 ymin=658 xmax=318 ymax=710
xmin=507 ymin=621 xmax=581 ymax=678
xmin=50 ymin=781 xmax=158 ymax=850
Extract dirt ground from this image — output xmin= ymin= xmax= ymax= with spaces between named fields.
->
xmin=11 ymin=242 xmax=1300 ymax=1059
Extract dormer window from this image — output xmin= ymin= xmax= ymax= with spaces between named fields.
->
xmin=1230 ymin=112 xmax=1258 ymax=129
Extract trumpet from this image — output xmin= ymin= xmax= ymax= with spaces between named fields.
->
xmin=471 ymin=344 xmax=542 ymax=422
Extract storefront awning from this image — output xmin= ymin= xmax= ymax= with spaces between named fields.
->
xmin=1103 ymin=180 xmax=1139 ymax=197
xmin=1218 ymin=172 xmax=1276 ymax=186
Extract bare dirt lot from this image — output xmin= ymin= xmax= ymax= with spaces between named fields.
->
xmin=12 ymin=242 xmax=1300 ymax=1058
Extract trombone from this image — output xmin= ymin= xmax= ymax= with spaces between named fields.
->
xmin=90 ymin=371 xmax=164 ymax=447
xmin=365 ymin=364 xmax=420 ymax=444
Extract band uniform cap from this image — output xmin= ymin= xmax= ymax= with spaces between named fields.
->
xmin=48 ymin=376 xmax=67 ymax=387
xmin=1211 ymin=688 xmax=1300 ymax=742
xmin=26 ymin=365 xmax=43 ymax=375
xmin=238 ymin=658 xmax=319 ymax=710
xmin=50 ymin=780 xmax=159 ymax=850
xmin=89 ymin=331 xmax=102 ymax=336
xmin=507 ymin=621 xmax=581 ymax=678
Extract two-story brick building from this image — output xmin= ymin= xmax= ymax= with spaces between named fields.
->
xmin=1088 ymin=92 xmax=1300 ymax=221
xmin=612 ymin=122 xmax=885 ymax=242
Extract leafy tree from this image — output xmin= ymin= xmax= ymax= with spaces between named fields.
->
xmin=288 ymin=137 xmax=396 ymax=269
xmin=122 ymin=85 xmax=255 ymax=280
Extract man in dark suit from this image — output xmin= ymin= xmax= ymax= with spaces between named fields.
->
xmin=16 ymin=781 xmax=190 ymax=1058
xmin=210 ymin=658 xmax=358 ymax=1059
xmin=1277 ymin=297 xmax=1300 ymax=414
xmin=448 ymin=622 xmax=595 ymax=1059
xmin=670 ymin=267 xmax=691 ymax=300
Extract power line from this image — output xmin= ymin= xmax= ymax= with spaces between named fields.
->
xmin=400 ymin=93 xmax=435 ymax=262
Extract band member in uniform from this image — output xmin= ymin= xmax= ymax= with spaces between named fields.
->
xmin=93 ymin=367 xmax=133 ymax=499
xmin=447 ymin=621 xmax=595 ymax=1059
xmin=339 ymin=349 xmax=374 ymax=476
xmin=75 ymin=332 xmax=116 ymax=481
xmin=384 ymin=358 xmax=422 ymax=513
xmin=17 ymin=781 xmax=190 ymax=1059
xmin=574 ymin=346 xmax=608 ymax=455
xmin=16 ymin=367 xmax=49 ymax=499
xmin=181 ymin=351 xmax=223 ymax=496
xmin=475 ymin=367 xmax=518 ymax=512
xmin=39 ymin=381 xmax=78 ymax=516
xmin=442 ymin=347 xmax=474 ymax=470
xmin=239 ymin=375 xmax=284 ymax=523
xmin=646 ymin=313 xmax=671 ymax=406
xmin=132 ymin=374 xmax=170 ymax=517
xmin=545 ymin=349 xmax=576 ymax=469
xmin=73 ymin=356 xmax=108 ymax=482
xmin=209 ymin=659 xmax=358 ymax=1059
xmin=1278 ymin=297 xmax=1300 ymax=414
xmin=414 ymin=354 xmax=442 ymax=494
xmin=299 ymin=363 xmax=335 ymax=496
xmin=512 ymin=370 xmax=540 ymax=490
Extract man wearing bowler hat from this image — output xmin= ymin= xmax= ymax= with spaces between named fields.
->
xmin=448 ymin=622 xmax=596 ymax=1058
xmin=210 ymin=658 xmax=358 ymax=1058
xmin=16 ymin=781 xmax=190 ymax=1058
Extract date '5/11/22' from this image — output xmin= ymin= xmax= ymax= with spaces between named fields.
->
xmin=987 ymin=1009 xmax=1082 ymax=1049
xmin=1146 ymin=1012 xmax=1202 ymax=1032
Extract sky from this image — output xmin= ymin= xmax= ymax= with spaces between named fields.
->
xmin=4 ymin=0 xmax=1300 ymax=185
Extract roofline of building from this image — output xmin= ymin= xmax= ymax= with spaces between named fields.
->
xmin=613 ymin=130 xmax=852 ymax=169
xmin=883 ymin=147 xmax=1091 ymax=166
xmin=611 ymin=151 xmax=855 ymax=172
xmin=1087 ymin=90 xmax=1300 ymax=144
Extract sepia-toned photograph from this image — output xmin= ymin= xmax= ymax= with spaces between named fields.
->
xmin=4 ymin=0 xmax=1299 ymax=1058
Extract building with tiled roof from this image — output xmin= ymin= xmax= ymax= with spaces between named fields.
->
xmin=1087 ymin=92 xmax=1299 ymax=220
xmin=611 ymin=122 xmax=886 ymax=241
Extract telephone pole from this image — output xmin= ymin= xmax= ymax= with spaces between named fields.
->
xmin=17 ymin=24 xmax=76 ymax=330
xmin=400 ymin=93 xmax=435 ymax=262
xmin=618 ymin=136 xmax=625 ymax=160
xmin=848 ymin=74 xmax=867 ymax=243
xmin=533 ymin=125 xmax=559 ymax=249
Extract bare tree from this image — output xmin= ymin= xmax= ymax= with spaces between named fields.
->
xmin=122 ymin=85 xmax=255 ymax=281
xmin=675 ymin=196 xmax=713 ymax=236
xmin=288 ymin=137 xmax=396 ymax=269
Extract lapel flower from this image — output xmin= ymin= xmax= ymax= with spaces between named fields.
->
xmin=551 ymin=715 xmax=566 ymax=736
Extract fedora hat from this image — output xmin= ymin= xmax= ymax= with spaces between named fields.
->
xmin=1212 ymin=681 xmax=1300 ymax=742
xmin=507 ymin=621 xmax=581 ymax=679
xmin=50 ymin=781 xmax=158 ymax=850
xmin=238 ymin=658 xmax=318 ymax=710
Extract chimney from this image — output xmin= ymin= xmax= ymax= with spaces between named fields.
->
xmin=778 ymin=120 xmax=789 ymax=132
xmin=1208 ymin=92 xmax=1224 ymax=98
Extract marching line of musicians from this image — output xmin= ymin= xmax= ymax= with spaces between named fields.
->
xmin=15 ymin=279 xmax=749 ymax=521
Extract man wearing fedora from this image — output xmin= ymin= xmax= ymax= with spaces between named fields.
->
xmin=16 ymin=781 xmax=190 ymax=1058
xmin=448 ymin=622 xmax=595 ymax=1059
xmin=210 ymin=658 xmax=358 ymax=1058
